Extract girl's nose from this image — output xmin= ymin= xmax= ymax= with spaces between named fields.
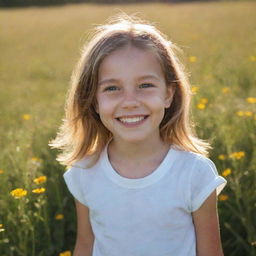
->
xmin=121 ymin=89 xmax=140 ymax=109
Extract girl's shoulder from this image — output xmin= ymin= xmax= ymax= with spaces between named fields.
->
xmin=70 ymin=155 xmax=92 ymax=170
xmin=172 ymin=145 xmax=213 ymax=166
xmin=63 ymin=154 xmax=97 ymax=187
xmin=174 ymin=146 xmax=220 ymax=179
xmin=171 ymin=145 xmax=220 ymax=179
xmin=69 ymin=151 xmax=103 ymax=170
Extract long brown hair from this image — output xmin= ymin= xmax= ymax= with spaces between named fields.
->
xmin=49 ymin=14 xmax=212 ymax=168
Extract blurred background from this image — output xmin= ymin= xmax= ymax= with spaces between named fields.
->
xmin=0 ymin=0 xmax=255 ymax=255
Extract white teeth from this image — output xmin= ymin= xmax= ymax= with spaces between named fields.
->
xmin=119 ymin=116 xmax=145 ymax=123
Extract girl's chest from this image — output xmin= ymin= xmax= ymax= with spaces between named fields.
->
xmin=87 ymin=183 xmax=191 ymax=230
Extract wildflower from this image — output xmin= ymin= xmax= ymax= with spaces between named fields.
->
xmin=229 ymin=151 xmax=245 ymax=160
xmin=22 ymin=114 xmax=31 ymax=120
xmin=245 ymin=111 xmax=253 ymax=117
xmin=197 ymin=103 xmax=205 ymax=110
xmin=222 ymin=87 xmax=230 ymax=94
xmin=191 ymin=86 xmax=199 ymax=94
xmin=246 ymin=97 xmax=256 ymax=104
xmin=249 ymin=56 xmax=256 ymax=62
xmin=199 ymin=98 xmax=208 ymax=104
xmin=33 ymin=176 xmax=47 ymax=184
xmin=218 ymin=154 xmax=226 ymax=160
xmin=189 ymin=56 xmax=197 ymax=63
xmin=236 ymin=111 xmax=244 ymax=117
xmin=59 ymin=251 xmax=71 ymax=256
xmin=10 ymin=188 xmax=27 ymax=199
xmin=222 ymin=168 xmax=231 ymax=177
xmin=31 ymin=157 xmax=42 ymax=162
xmin=0 ymin=169 xmax=4 ymax=174
xmin=55 ymin=214 xmax=64 ymax=220
xmin=219 ymin=194 xmax=229 ymax=201
xmin=0 ymin=224 xmax=5 ymax=232
xmin=31 ymin=157 xmax=42 ymax=167
xmin=32 ymin=188 xmax=46 ymax=194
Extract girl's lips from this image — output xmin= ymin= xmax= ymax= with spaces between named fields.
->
xmin=116 ymin=115 xmax=149 ymax=127
xmin=116 ymin=115 xmax=149 ymax=119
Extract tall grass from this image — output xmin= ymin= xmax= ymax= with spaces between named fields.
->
xmin=0 ymin=1 xmax=255 ymax=255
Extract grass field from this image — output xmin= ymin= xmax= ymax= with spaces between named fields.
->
xmin=0 ymin=1 xmax=256 ymax=255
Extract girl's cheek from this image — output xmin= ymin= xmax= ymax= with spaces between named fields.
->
xmin=137 ymin=91 xmax=165 ymax=101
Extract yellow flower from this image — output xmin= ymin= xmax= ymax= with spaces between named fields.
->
xmin=237 ymin=151 xmax=245 ymax=158
xmin=33 ymin=176 xmax=47 ymax=184
xmin=197 ymin=103 xmax=206 ymax=110
xmin=249 ymin=56 xmax=256 ymax=62
xmin=189 ymin=56 xmax=197 ymax=63
xmin=222 ymin=168 xmax=231 ymax=177
xmin=10 ymin=188 xmax=27 ymax=199
xmin=200 ymin=98 xmax=208 ymax=104
xmin=191 ymin=86 xmax=199 ymax=94
xmin=31 ymin=157 xmax=42 ymax=162
xmin=229 ymin=151 xmax=245 ymax=160
xmin=59 ymin=251 xmax=71 ymax=256
xmin=32 ymin=188 xmax=46 ymax=194
xmin=0 ymin=169 xmax=4 ymax=174
xmin=22 ymin=114 xmax=31 ymax=120
xmin=55 ymin=214 xmax=64 ymax=220
xmin=246 ymin=97 xmax=256 ymax=104
xmin=236 ymin=111 xmax=244 ymax=117
xmin=219 ymin=194 xmax=229 ymax=201
xmin=222 ymin=87 xmax=230 ymax=94
xmin=218 ymin=154 xmax=226 ymax=160
xmin=0 ymin=224 xmax=5 ymax=232
xmin=31 ymin=157 xmax=42 ymax=167
xmin=245 ymin=111 xmax=253 ymax=117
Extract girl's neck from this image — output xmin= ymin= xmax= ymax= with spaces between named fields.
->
xmin=108 ymin=138 xmax=170 ymax=163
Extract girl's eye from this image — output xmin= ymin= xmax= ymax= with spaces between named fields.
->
xmin=139 ymin=83 xmax=155 ymax=88
xmin=104 ymin=86 xmax=119 ymax=92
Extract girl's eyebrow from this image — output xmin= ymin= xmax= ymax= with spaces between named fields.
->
xmin=98 ymin=74 xmax=161 ymax=86
xmin=98 ymin=78 xmax=119 ymax=86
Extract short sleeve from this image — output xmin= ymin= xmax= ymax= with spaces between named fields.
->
xmin=63 ymin=167 xmax=88 ymax=207
xmin=188 ymin=156 xmax=227 ymax=212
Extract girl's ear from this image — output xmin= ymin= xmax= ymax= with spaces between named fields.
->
xmin=165 ymin=85 xmax=175 ymax=108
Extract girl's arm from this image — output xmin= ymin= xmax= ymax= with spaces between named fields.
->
xmin=73 ymin=199 xmax=95 ymax=256
xmin=192 ymin=190 xmax=224 ymax=256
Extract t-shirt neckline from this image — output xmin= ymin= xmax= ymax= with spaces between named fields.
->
xmin=101 ymin=142 xmax=177 ymax=189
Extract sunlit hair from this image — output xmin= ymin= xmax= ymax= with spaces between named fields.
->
xmin=49 ymin=13 xmax=212 ymax=168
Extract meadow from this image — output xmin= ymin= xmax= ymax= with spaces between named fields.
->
xmin=0 ymin=1 xmax=255 ymax=255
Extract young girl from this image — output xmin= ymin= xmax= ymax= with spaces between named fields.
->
xmin=50 ymin=14 xmax=227 ymax=256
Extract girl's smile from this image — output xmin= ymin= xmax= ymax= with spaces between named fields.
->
xmin=96 ymin=45 xmax=174 ymax=144
xmin=116 ymin=115 xmax=149 ymax=128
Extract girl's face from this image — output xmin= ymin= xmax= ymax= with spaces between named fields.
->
xmin=96 ymin=45 xmax=174 ymax=145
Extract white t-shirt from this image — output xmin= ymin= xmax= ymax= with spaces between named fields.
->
xmin=64 ymin=144 xmax=227 ymax=256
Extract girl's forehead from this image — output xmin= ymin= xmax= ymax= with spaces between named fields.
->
xmin=98 ymin=45 xmax=165 ymax=81
xmin=103 ymin=44 xmax=156 ymax=61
